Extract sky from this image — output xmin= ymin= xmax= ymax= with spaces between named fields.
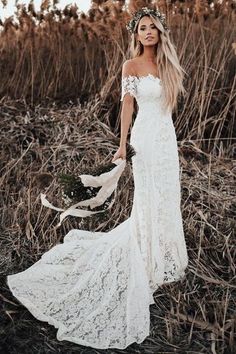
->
xmin=0 ymin=0 xmax=92 ymax=20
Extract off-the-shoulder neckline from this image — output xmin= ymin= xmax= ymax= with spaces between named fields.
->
xmin=122 ymin=73 xmax=161 ymax=82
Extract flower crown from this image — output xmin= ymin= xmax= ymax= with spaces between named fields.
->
xmin=126 ymin=7 xmax=169 ymax=34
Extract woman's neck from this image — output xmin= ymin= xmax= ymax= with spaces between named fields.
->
xmin=140 ymin=46 xmax=157 ymax=63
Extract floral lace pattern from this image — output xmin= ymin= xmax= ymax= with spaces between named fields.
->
xmin=120 ymin=75 xmax=137 ymax=101
xmin=7 ymin=74 xmax=188 ymax=350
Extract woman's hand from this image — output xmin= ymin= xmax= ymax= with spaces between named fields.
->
xmin=111 ymin=145 xmax=126 ymax=163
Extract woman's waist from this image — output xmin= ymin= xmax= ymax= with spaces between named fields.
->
xmin=136 ymin=109 xmax=172 ymax=124
xmin=132 ymin=114 xmax=174 ymax=136
xmin=137 ymin=103 xmax=170 ymax=116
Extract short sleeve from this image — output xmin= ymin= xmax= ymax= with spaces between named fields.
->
xmin=120 ymin=76 xmax=137 ymax=102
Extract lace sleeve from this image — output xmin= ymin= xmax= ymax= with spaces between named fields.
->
xmin=120 ymin=76 xmax=137 ymax=102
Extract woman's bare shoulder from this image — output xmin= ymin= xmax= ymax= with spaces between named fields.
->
xmin=122 ymin=58 xmax=137 ymax=77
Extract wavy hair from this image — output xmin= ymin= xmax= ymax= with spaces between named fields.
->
xmin=129 ymin=13 xmax=186 ymax=111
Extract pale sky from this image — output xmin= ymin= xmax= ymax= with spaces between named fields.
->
xmin=0 ymin=1 xmax=233 ymax=21
xmin=0 ymin=0 xmax=92 ymax=20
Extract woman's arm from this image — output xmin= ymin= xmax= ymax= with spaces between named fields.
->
xmin=119 ymin=60 xmax=136 ymax=148
xmin=111 ymin=60 xmax=136 ymax=162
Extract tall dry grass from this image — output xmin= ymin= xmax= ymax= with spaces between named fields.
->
xmin=0 ymin=0 xmax=235 ymax=152
xmin=0 ymin=1 xmax=236 ymax=353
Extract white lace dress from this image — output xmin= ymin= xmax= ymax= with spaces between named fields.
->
xmin=7 ymin=73 xmax=188 ymax=350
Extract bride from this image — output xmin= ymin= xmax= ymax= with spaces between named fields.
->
xmin=7 ymin=7 xmax=189 ymax=350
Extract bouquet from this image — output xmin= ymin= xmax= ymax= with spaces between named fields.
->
xmin=40 ymin=143 xmax=136 ymax=226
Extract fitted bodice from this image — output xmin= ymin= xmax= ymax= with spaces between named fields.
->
xmin=120 ymin=74 xmax=164 ymax=109
xmin=120 ymin=74 xmax=167 ymax=114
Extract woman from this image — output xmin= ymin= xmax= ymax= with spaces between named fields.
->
xmin=112 ymin=7 xmax=189 ymax=292
xmin=7 ymin=7 xmax=188 ymax=350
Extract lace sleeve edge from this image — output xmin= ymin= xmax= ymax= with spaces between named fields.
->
xmin=120 ymin=76 xmax=137 ymax=102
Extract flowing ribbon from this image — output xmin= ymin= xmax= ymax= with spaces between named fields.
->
xmin=40 ymin=158 xmax=126 ymax=226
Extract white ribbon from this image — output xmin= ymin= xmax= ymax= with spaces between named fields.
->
xmin=40 ymin=158 xmax=126 ymax=226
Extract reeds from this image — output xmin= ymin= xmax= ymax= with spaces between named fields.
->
xmin=0 ymin=0 xmax=235 ymax=153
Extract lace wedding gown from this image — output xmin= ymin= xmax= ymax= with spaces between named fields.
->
xmin=7 ymin=73 xmax=188 ymax=350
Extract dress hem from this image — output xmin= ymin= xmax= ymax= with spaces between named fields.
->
xmin=7 ymin=275 xmax=153 ymax=350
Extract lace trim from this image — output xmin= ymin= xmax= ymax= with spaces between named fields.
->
xmin=120 ymin=74 xmax=162 ymax=102
xmin=120 ymin=76 xmax=137 ymax=101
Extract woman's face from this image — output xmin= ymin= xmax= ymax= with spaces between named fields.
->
xmin=136 ymin=15 xmax=159 ymax=46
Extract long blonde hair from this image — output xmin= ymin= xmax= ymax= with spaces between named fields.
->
xmin=130 ymin=14 xmax=186 ymax=111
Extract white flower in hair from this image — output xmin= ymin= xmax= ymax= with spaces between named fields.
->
xmin=126 ymin=7 xmax=169 ymax=33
